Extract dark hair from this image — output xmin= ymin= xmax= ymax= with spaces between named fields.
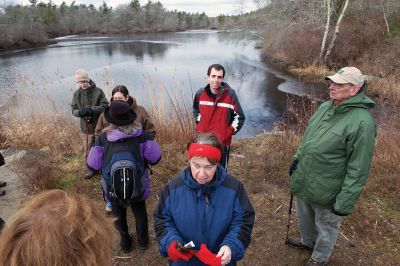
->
xmin=207 ymin=64 xmax=225 ymax=78
xmin=111 ymin=85 xmax=129 ymax=102
xmin=190 ymin=132 xmax=222 ymax=165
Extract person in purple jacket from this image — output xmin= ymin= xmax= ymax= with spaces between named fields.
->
xmin=87 ymin=100 xmax=161 ymax=252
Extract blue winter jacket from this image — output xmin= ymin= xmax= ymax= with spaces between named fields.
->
xmin=153 ymin=166 xmax=255 ymax=265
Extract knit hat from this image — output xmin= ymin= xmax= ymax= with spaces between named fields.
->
xmin=325 ymin=67 xmax=364 ymax=87
xmin=75 ymin=69 xmax=90 ymax=83
xmin=104 ymin=101 xmax=136 ymax=126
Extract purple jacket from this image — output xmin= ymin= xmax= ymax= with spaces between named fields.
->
xmin=87 ymin=128 xmax=161 ymax=200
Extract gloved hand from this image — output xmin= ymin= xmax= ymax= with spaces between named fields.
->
xmin=289 ymin=159 xmax=299 ymax=176
xmin=85 ymin=108 xmax=94 ymax=116
xmin=331 ymin=207 xmax=347 ymax=216
xmin=79 ymin=108 xmax=87 ymax=117
xmin=194 ymin=244 xmax=222 ymax=266
xmin=168 ymin=241 xmax=194 ymax=262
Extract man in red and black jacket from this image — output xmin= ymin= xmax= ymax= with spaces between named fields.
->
xmin=193 ymin=64 xmax=245 ymax=169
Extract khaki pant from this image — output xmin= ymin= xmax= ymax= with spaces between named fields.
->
xmin=80 ymin=133 xmax=96 ymax=158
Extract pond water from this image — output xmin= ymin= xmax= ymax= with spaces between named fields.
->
xmin=0 ymin=30 xmax=322 ymax=138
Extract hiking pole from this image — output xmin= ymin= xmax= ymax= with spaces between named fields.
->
xmin=85 ymin=115 xmax=89 ymax=160
xmin=285 ymin=194 xmax=294 ymax=245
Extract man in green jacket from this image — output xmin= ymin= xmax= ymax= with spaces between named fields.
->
xmin=287 ymin=67 xmax=376 ymax=266
xmin=71 ymin=69 xmax=108 ymax=178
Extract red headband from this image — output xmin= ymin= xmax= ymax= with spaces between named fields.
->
xmin=188 ymin=143 xmax=221 ymax=163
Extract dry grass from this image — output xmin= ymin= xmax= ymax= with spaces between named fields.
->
xmin=145 ymin=82 xmax=195 ymax=143
xmin=367 ymin=75 xmax=400 ymax=106
xmin=2 ymin=114 xmax=81 ymax=155
xmin=1 ymin=100 xmax=82 ymax=157
xmin=14 ymin=150 xmax=60 ymax=194
xmin=1 ymin=70 xmax=399 ymax=264
xmin=288 ymin=64 xmax=332 ymax=83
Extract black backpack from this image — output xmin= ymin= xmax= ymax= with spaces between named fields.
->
xmin=100 ymin=134 xmax=146 ymax=207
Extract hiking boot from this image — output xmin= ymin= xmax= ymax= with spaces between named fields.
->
xmin=286 ymin=237 xmax=313 ymax=251
xmin=138 ymin=241 xmax=149 ymax=250
xmin=84 ymin=169 xmax=96 ymax=179
xmin=0 ymin=181 xmax=6 ymax=188
xmin=120 ymin=233 xmax=133 ymax=253
xmin=304 ymin=258 xmax=328 ymax=266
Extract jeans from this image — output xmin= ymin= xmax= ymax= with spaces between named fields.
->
xmin=112 ymin=199 xmax=149 ymax=247
xmin=296 ymin=197 xmax=342 ymax=263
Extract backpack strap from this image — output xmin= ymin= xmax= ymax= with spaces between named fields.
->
xmin=102 ymin=134 xmax=143 ymax=168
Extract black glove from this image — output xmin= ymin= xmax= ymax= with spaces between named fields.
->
xmin=79 ymin=108 xmax=87 ymax=117
xmin=85 ymin=108 xmax=94 ymax=116
xmin=289 ymin=159 xmax=299 ymax=176
xmin=331 ymin=207 xmax=347 ymax=216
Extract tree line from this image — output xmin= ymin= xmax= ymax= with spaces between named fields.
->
xmin=218 ymin=0 xmax=400 ymax=76
xmin=0 ymin=0 xmax=215 ymax=50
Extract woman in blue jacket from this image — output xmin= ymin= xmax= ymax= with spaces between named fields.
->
xmin=154 ymin=133 xmax=255 ymax=265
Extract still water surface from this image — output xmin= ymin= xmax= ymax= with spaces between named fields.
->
xmin=0 ymin=30 xmax=318 ymax=138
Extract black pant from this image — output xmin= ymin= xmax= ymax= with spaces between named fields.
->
xmin=112 ymin=200 xmax=149 ymax=246
xmin=220 ymin=146 xmax=230 ymax=170
xmin=0 ymin=217 xmax=5 ymax=232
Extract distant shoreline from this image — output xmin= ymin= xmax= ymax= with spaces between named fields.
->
xmin=0 ymin=27 xmax=216 ymax=53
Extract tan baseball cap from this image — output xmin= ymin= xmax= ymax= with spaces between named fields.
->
xmin=325 ymin=67 xmax=364 ymax=87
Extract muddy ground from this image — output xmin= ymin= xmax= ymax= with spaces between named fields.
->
xmin=1 ymin=134 xmax=399 ymax=265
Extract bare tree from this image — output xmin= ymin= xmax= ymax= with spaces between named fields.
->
xmin=319 ymin=0 xmax=331 ymax=61
xmin=379 ymin=0 xmax=390 ymax=36
xmin=324 ymin=0 xmax=349 ymax=62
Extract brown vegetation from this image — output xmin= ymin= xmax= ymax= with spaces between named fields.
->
xmin=1 ymin=73 xmax=399 ymax=264
xmin=1 ymin=1 xmax=400 ymax=263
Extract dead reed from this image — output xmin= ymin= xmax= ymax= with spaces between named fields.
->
xmin=14 ymin=150 xmax=60 ymax=194
xmin=288 ymin=64 xmax=332 ymax=83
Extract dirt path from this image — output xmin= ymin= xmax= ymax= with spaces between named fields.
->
xmin=0 ymin=149 xmax=28 ymax=221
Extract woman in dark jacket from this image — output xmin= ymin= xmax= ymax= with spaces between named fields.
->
xmin=94 ymin=85 xmax=156 ymax=214
xmin=87 ymin=101 xmax=161 ymax=252
xmin=95 ymin=85 xmax=156 ymax=139
xmin=154 ymin=133 xmax=255 ymax=265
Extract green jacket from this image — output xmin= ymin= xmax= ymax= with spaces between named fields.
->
xmin=291 ymin=90 xmax=377 ymax=215
xmin=71 ymin=80 xmax=108 ymax=134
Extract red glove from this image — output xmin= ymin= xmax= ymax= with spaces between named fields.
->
xmin=168 ymin=241 xmax=194 ymax=262
xmin=194 ymin=244 xmax=222 ymax=266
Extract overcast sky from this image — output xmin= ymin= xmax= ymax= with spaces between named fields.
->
xmin=18 ymin=0 xmax=261 ymax=17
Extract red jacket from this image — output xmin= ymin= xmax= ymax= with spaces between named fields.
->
xmin=193 ymin=83 xmax=245 ymax=146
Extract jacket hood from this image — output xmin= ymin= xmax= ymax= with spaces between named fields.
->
xmin=127 ymin=96 xmax=138 ymax=109
xmin=79 ymin=80 xmax=97 ymax=91
xmin=180 ymin=166 xmax=227 ymax=198
xmin=333 ymin=90 xmax=375 ymax=114
xmin=106 ymin=127 xmax=142 ymax=142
